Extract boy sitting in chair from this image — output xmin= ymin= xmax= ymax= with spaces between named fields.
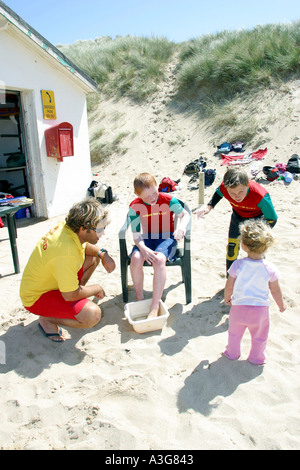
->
xmin=128 ymin=173 xmax=190 ymax=319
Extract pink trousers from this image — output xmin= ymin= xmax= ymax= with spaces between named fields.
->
xmin=223 ymin=305 xmax=270 ymax=365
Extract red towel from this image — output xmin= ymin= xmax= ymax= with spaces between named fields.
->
xmin=221 ymin=148 xmax=268 ymax=165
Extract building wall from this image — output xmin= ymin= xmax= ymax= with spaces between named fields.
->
xmin=0 ymin=25 xmax=92 ymax=218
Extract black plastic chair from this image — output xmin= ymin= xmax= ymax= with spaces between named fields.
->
xmin=118 ymin=200 xmax=192 ymax=304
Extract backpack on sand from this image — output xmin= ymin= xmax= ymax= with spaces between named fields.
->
xmin=158 ymin=177 xmax=178 ymax=193
xmin=263 ymin=166 xmax=280 ymax=181
xmin=286 ymin=154 xmax=300 ymax=174
xmin=88 ymin=180 xmax=113 ymax=203
xmin=204 ymin=168 xmax=216 ymax=186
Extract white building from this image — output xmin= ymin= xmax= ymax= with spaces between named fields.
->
xmin=0 ymin=1 xmax=97 ymax=218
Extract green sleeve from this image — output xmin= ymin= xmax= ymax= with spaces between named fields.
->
xmin=258 ymin=193 xmax=278 ymax=226
xmin=169 ymin=196 xmax=183 ymax=214
xmin=128 ymin=206 xmax=141 ymax=233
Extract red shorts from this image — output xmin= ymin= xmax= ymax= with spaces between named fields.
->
xmin=24 ymin=267 xmax=89 ymax=320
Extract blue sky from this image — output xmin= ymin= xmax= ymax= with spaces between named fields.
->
xmin=3 ymin=0 xmax=300 ymax=45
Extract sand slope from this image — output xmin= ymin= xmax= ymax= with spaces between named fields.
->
xmin=0 ymin=77 xmax=300 ymax=450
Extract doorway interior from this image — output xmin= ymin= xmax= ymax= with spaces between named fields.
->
xmin=0 ymin=90 xmax=30 ymax=199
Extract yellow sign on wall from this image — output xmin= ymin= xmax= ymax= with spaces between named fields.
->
xmin=41 ymin=90 xmax=57 ymax=119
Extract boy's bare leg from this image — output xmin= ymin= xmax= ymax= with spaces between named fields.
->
xmin=130 ymin=251 xmax=145 ymax=301
xmin=130 ymin=250 xmax=167 ymax=318
xmin=148 ymin=253 xmax=167 ymax=319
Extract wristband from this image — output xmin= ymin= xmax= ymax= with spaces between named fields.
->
xmin=97 ymin=248 xmax=108 ymax=258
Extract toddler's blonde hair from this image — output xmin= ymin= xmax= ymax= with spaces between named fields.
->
xmin=239 ymin=219 xmax=275 ymax=255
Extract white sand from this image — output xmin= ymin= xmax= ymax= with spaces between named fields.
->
xmin=0 ymin=78 xmax=300 ymax=450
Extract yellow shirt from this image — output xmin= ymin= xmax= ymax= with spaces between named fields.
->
xmin=20 ymin=221 xmax=86 ymax=307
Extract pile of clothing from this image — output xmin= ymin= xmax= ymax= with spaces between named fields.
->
xmin=158 ymin=177 xmax=180 ymax=193
xmin=183 ymin=157 xmax=216 ymax=190
xmin=0 ymin=192 xmax=14 ymax=228
xmin=262 ymin=154 xmax=300 ymax=183
xmin=216 ymin=141 xmax=245 ymax=154
xmin=220 ymin=147 xmax=268 ymax=166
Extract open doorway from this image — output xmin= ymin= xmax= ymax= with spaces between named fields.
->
xmin=0 ymin=90 xmax=30 ymax=200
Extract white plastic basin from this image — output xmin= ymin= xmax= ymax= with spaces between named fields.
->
xmin=124 ymin=299 xmax=169 ymax=334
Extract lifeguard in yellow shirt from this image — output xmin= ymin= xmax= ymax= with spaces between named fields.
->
xmin=20 ymin=198 xmax=115 ymax=342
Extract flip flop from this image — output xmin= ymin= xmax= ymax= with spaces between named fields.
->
xmin=38 ymin=323 xmax=65 ymax=342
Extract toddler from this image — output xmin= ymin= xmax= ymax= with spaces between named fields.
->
xmin=223 ymin=219 xmax=286 ymax=365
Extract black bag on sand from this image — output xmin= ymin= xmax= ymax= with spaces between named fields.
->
xmin=263 ymin=166 xmax=280 ymax=181
xmin=286 ymin=154 xmax=300 ymax=174
xmin=184 ymin=157 xmax=206 ymax=174
xmin=88 ymin=180 xmax=113 ymax=203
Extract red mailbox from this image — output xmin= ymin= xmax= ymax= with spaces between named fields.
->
xmin=45 ymin=122 xmax=74 ymax=162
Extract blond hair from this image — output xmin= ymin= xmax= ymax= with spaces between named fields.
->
xmin=65 ymin=198 xmax=109 ymax=233
xmin=239 ymin=219 xmax=275 ymax=255
xmin=134 ymin=173 xmax=157 ymax=195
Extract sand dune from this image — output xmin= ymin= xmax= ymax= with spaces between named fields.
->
xmin=0 ymin=80 xmax=300 ymax=450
